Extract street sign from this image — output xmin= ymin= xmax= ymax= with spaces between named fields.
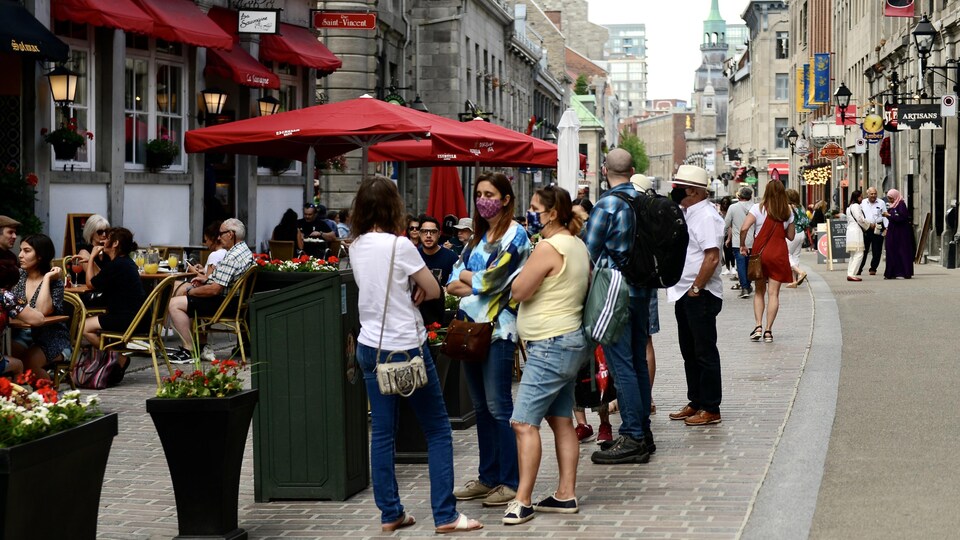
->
xmin=854 ymin=137 xmax=867 ymax=153
xmin=794 ymin=137 xmax=811 ymax=155
xmin=820 ymin=141 xmax=844 ymax=161
xmin=942 ymin=94 xmax=957 ymax=117
xmin=312 ymin=11 xmax=377 ymax=30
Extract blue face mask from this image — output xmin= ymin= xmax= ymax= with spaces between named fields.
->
xmin=526 ymin=210 xmax=543 ymax=235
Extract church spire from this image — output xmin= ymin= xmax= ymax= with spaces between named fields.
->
xmin=702 ymin=0 xmax=727 ymax=47
xmin=706 ymin=0 xmax=723 ymax=21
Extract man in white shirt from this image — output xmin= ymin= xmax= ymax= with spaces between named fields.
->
xmin=724 ymin=187 xmax=755 ymax=298
xmin=858 ymin=186 xmax=888 ymax=276
xmin=666 ymin=165 xmax=725 ymax=426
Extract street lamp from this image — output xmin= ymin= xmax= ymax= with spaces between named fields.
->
xmin=835 ymin=83 xmax=853 ymax=123
xmin=543 ymin=131 xmax=557 ymax=144
xmin=785 ymin=127 xmax=799 ymax=151
xmin=409 ymin=95 xmax=429 ymax=113
xmin=257 ymin=95 xmax=280 ymax=117
xmin=913 ymin=14 xmax=936 ymax=63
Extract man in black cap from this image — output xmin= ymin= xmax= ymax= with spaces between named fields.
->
xmin=0 ymin=215 xmax=19 ymax=265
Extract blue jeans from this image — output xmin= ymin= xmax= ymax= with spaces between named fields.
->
xmin=735 ymin=250 xmax=752 ymax=291
xmin=357 ymin=343 xmax=457 ymax=527
xmin=602 ymin=293 xmax=651 ymax=439
xmin=675 ymin=292 xmax=723 ymax=413
xmin=463 ymin=339 xmax=519 ymax=490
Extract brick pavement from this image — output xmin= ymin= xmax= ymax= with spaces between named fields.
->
xmin=91 ymin=278 xmax=816 ymax=539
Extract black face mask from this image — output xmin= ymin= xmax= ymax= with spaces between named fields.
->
xmin=670 ymin=187 xmax=687 ymax=205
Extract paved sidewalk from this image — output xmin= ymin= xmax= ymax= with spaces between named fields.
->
xmin=91 ymin=274 xmax=818 ymax=539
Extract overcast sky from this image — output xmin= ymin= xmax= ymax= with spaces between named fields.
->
xmin=586 ymin=0 xmax=752 ymax=101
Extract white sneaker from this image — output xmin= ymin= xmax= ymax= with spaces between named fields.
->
xmin=200 ymin=345 xmax=217 ymax=362
xmin=126 ymin=340 xmax=149 ymax=351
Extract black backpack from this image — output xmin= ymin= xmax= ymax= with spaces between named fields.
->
xmin=607 ymin=190 xmax=689 ymax=288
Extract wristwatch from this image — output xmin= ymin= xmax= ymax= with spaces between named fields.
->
xmin=691 ymin=285 xmax=701 ymax=294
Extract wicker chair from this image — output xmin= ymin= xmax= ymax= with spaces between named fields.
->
xmin=192 ymin=266 xmax=258 ymax=364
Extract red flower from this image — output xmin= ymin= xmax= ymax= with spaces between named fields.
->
xmin=25 ymin=173 xmax=38 ymax=186
xmin=328 ymin=256 xmax=340 ymax=264
xmin=428 ymin=322 xmax=441 ymax=330
xmin=37 ymin=387 xmax=58 ymax=403
xmin=85 ymin=131 xmax=94 ymax=140
xmin=427 ymin=331 xmax=438 ymax=341
xmin=271 ymin=259 xmax=281 ymax=265
xmin=0 ymin=378 xmax=11 ymax=398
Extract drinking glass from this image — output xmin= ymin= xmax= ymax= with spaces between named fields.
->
xmin=134 ymin=250 xmax=146 ymax=272
xmin=167 ymin=253 xmax=179 ymax=271
xmin=144 ymin=251 xmax=160 ymax=274
xmin=70 ymin=259 xmax=84 ymax=284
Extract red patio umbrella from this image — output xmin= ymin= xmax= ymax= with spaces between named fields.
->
xmin=426 ymin=167 xmax=467 ymax=220
xmin=184 ymin=96 xmax=434 ymax=167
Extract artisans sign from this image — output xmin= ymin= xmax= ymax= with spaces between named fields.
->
xmin=312 ymin=11 xmax=377 ymax=30
xmin=898 ymin=104 xmax=942 ymax=130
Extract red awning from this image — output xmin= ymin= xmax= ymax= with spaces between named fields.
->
xmin=206 ymin=48 xmax=280 ymax=89
xmin=205 ymin=7 xmax=279 ymax=89
xmin=768 ymin=162 xmax=790 ymax=175
xmin=132 ymin=0 xmax=232 ymax=50
xmin=260 ymin=24 xmax=342 ymax=76
xmin=52 ymin=0 xmax=154 ymax=34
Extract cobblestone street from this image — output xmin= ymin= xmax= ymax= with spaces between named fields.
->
xmin=92 ymin=270 xmax=816 ymax=540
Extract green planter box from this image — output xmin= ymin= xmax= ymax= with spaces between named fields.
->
xmin=249 ymin=271 xmax=368 ymax=501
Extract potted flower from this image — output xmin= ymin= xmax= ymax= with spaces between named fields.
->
xmin=0 ymin=166 xmax=43 ymax=234
xmin=145 ymin=135 xmax=179 ymax=171
xmin=253 ymin=253 xmax=341 ymax=292
xmin=146 ymin=359 xmax=256 ymax=539
xmin=316 ymin=153 xmax=348 ymax=174
xmin=41 ymin=118 xmax=92 ymax=160
xmin=1 ymin=371 xmax=116 ymax=539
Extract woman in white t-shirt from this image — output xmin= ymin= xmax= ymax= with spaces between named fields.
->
xmin=349 ymin=175 xmax=483 ymax=534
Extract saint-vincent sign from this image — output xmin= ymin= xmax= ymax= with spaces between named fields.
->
xmin=312 ymin=11 xmax=377 ymax=30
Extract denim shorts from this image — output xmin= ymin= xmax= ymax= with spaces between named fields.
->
xmin=511 ymin=328 xmax=589 ymax=426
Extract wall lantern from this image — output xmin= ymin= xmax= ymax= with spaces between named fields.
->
xmin=257 ymin=94 xmax=280 ymax=117
xmin=785 ymin=127 xmax=799 ymax=150
xmin=45 ymin=65 xmax=79 ymax=115
xmin=199 ymin=87 xmax=228 ymax=125
xmin=835 ymin=83 xmax=853 ymax=123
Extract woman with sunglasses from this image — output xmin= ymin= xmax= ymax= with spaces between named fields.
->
xmin=73 ymin=214 xmax=110 ymax=284
xmin=406 ymin=215 xmax=422 ymax=247
xmin=448 ymin=172 xmax=531 ymax=507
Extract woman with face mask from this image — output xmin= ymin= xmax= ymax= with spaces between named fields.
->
xmin=447 ymin=172 xmax=532 ymax=508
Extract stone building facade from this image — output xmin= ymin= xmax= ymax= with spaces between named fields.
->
xmin=538 ymin=0 xmax=607 ymax=61
xmin=634 ymin=110 xmax=693 ymax=190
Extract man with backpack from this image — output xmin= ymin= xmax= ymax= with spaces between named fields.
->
xmin=584 ymin=148 xmax=656 ymax=465
xmin=666 ymin=165 xmax=725 ymax=426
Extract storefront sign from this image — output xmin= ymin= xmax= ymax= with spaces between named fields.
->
xmin=885 ymin=0 xmax=914 ymax=18
xmin=238 ymin=9 xmax=280 ymax=34
xmin=898 ymin=104 xmax=942 ymax=130
xmin=820 ymin=141 xmax=844 ymax=161
xmin=10 ymin=40 xmax=41 ymax=53
xmin=794 ymin=137 xmax=811 ymax=155
xmin=313 ymin=11 xmax=377 ymax=30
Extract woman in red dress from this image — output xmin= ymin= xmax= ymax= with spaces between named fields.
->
xmin=738 ymin=180 xmax=795 ymax=343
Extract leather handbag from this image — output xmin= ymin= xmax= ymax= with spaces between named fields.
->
xmin=374 ymin=239 xmax=428 ymax=397
xmin=440 ymin=318 xmax=494 ymax=363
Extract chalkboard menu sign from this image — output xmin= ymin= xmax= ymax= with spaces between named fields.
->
xmin=826 ymin=218 xmax=848 ymax=268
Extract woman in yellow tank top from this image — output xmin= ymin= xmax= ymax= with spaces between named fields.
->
xmin=503 ymin=185 xmax=591 ymax=526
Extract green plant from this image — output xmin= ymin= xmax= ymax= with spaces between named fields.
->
xmin=317 ymin=153 xmax=348 ymax=172
xmin=254 ymin=253 xmax=339 ymax=272
xmin=574 ymin=74 xmax=590 ymax=96
xmin=155 ymin=360 xmax=245 ymax=398
xmin=40 ymin=118 xmax=91 ymax=148
xmin=0 ymin=371 xmax=102 ymax=448
xmin=618 ymin=130 xmax=649 ymax=173
xmin=146 ymin=136 xmax=180 ymax=158
xmin=0 ymin=165 xmax=42 ymax=234
xmin=444 ymin=293 xmax=460 ymax=311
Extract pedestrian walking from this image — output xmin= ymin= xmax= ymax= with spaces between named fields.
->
xmin=845 ymin=191 xmax=869 ymax=282
xmin=785 ymin=189 xmax=808 ymax=288
xmin=503 ymin=185 xmax=590 ymax=525
xmin=723 ymin=187 xmax=755 ymax=298
xmin=348 ymin=175 xmax=482 ymax=534
xmin=718 ymin=196 xmax=736 ymax=275
xmin=665 ymin=165 xmax=725 ymax=426
xmin=739 ymin=179 xmax=795 ymax=343
xmin=586 ymin=148 xmax=655 ymax=465
xmin=858 ymin=187 xmax=887 ymax=275
xmin=448 ymin=172 xmax=531 ymax=507
xmin=883 ymin=189 xmax=914 ymax=279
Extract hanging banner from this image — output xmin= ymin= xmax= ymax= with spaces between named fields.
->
xmin=885 ymin=0 xmax=915 ymax=18
xmin=813 ymin=53 xmax=831 ymax=104
xmin=884 ymin=102 xmax=899 ymax=131
xmin=835 ymin=105 xmax=857 ymax=125
xmin=898 ymin=104 xmax=942 ymax=129
xmin=803 ymin=64 xmax=819 ymax=110
xmin=796 ymin=67 xmax=807 ymax=113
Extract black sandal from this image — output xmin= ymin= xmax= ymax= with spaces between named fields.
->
xmin=763 ymin=330 xmax=774 ymax=343
xmin=750 ymin=325 xmax=763 ymax=341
